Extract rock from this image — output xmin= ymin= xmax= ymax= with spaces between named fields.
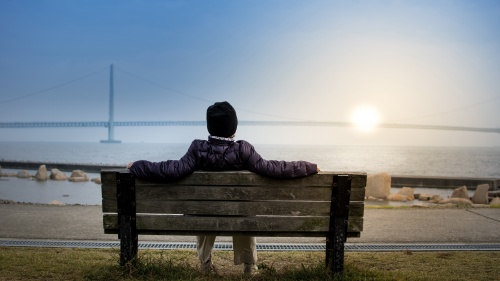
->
xmin=69 ymin=170 xmax=89 ymax=182
xmin=48 ymin=200 xmax=65 ymax=205
xmin=366 ymin=196 xmax=384 ymax=201
xmin=439 ymin=198 xmax=473 ymax=205
xmin=386 ymin=193 xmax=408 ymax=201
xmin=35 ymin=165 xmax=48 ymax=181
xmin=431 ymin=195 xmax=442 ymax=201
xmin=69 ymin=176 xmax=88 ymax=182
xmin=440 ymin=203 xmax=457 ymax=207
xmin=490 ymin=197 xmax=500 ymax=207
xmin=50 ymin=169 xmax=68 ymax=180
xmin=17 ymin=170 xmax=32 ymax=178
xmin=398 ymin=187 xmax=415 ymax=200
xmin=91 ymin=177 xmax=101 ymax=184
xmin=451 ymin=186 xmax=470 ymax=199
xmin=418 ymin=193 xmax=434 ymax=201
xmin=365 ymin=172 xmax=391 ymax=199
xmin=471 ymin=184 xmax=490 ymax=204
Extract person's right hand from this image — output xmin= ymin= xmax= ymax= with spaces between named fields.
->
xmin=317 ymin=166 xmax=321 ymax=172
xmin=127 ymin=162 xmax=134 ymax=169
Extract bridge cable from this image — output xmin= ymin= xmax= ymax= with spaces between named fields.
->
xmin=114 ymin=67 xmax=212 ymax=104
xmin=0 ymin=67 xmax=108 ymax=105
xmin=115 ymin=66 xmax=309 ymax=122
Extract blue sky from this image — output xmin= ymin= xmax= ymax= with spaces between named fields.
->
xmin=0 ymin=0 xmax=499 ymax=145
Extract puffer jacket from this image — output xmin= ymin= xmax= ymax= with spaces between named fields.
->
xmin=129 ymin=137 xmax=318 ymax=181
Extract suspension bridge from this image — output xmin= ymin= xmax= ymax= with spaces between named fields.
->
xmin=1 ymin=65 xmax=499 ymax=143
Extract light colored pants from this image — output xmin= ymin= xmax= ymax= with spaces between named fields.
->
xmin=197 ymin=235 xmax=257 ymax=265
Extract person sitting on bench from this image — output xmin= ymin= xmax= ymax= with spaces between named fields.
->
xmin=128 ymin=101 xmax=319 ymax=275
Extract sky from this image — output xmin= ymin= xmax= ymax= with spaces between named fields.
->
xmin=0 ymin=0 xmax=499 ymax=146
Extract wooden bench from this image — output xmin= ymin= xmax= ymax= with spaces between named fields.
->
xmin=101 ymin=170 xmax=366 ymax=273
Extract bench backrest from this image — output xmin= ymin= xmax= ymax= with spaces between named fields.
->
xmin=101 ymin=170 xmax=366 ymax=238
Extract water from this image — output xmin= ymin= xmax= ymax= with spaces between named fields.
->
xmin=1 ymin=141 xmax=499 ymax=205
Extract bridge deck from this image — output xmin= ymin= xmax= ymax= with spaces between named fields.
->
xmin=0 ymin=121 xmax=499 ymax=133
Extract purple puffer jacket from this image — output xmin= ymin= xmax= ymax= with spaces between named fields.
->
xmin=129 ymin=137 xmax=318 ymax=181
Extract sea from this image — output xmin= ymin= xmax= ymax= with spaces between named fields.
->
xmin=0 ymin=142 xmax=499 ymax=205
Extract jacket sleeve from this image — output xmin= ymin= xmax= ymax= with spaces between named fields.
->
xmin=242 ymin=142 xmax=318 ymax=179
xmin=129 ymin=142 xmax=197 ymax=181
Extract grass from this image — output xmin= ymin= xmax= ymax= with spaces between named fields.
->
xmin=1 ymin=247 xmax=499 ymax=280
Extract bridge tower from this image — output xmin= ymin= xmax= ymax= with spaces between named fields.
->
xmin=100 ymin=64 xmax=121 ymax=143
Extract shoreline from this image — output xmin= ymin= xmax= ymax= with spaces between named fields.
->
xmin=0 ymin=199 xmax=100 ymax=207
xmin=2 ymin=160 xmax=499 ymax=190
xmin=0 ymin=160 xmax=123 ymax=173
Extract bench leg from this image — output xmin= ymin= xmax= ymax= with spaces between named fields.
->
xmin=117 ymin=171 xmax=138 ymax=266
xmin=119 ymin=214 xmax=138 ymax=266
xmin=325 ymin=175 xmax=351 ymax=273
xmin=325 ymin=219 xmax=347 ymax=273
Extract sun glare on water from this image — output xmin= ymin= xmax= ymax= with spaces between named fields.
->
xmin=351 ymin=105 xmax=381 ymax=133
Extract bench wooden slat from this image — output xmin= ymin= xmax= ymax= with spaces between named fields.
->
xmin=103 ymin=214 xmax=363 ymax=237
xmin=102 ymin=184 xmax=365 ymax=202
xmin=102 ymin=199 xmax=364 ymax=217
xmin=102 ymin=170 xmax=366 ymax=188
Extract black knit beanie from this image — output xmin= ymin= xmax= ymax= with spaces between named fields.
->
xmin=206 ymin=101 xmax=238 ymax=137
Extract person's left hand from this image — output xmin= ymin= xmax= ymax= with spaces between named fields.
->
xmin=127 ymin=162 xmax=134 ymax=169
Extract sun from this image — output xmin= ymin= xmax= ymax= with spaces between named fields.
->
xmin=351 ymin=105 xmax=381 ymax=133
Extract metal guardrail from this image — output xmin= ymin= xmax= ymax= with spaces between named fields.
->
xmin=1 ymin=239 xmax=499 ymax=252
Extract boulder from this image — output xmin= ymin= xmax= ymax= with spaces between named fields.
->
xmin=431 ymin=195 xmax=442 ymax=201
xmin=386 ymin=193 xmax=408 ymax=201
xmin=91 ymin=177 xmax=101 ymax=184
xmin=439 ymin=198 xmax=473 ymax=205
xmin=35 ymin=165 xmax=48 ymax=181
xmin=17 ymin=170 xmax=32 ymax=178
xmin=428 ymin=195 xmax=444 ymax=203
xmin=418 ymin=193 xmax=433 ymax=201
xmin=398 ymin=187 xmax=415 ymax=200
xmin=471 ymin=184 xmax=490 ymax=204
xmin=451 ymin=186 xmax=470 ymax=199
xmin=50 ymin=169 xmax=68 ymax=180
xmin=365 ymin=173 xmax=391 ymax=199
xmin=69 ymin=170 xmax=89 ymax=182
xmin=490 ymin=197 xmax=500 ymax=207
xmin=69 ymin=176 xmax=88 ymax=182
